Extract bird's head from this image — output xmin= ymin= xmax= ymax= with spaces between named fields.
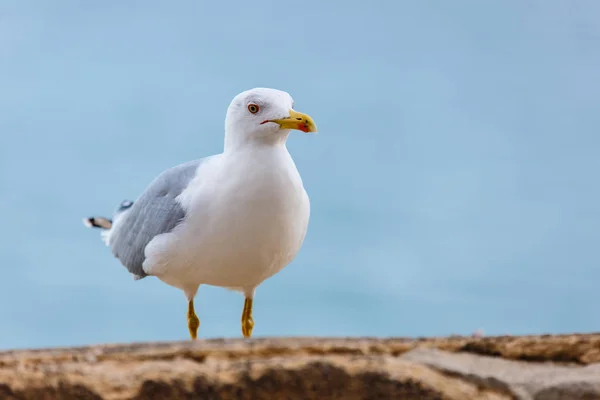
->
xmin=224 ymin=88 xmax=317 ymax=150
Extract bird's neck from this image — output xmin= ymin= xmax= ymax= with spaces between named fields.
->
xmin=223 ymin=130 xmax=291 ymax=154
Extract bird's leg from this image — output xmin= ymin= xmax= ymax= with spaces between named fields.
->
xmin=187 ymin=300 xmax=200 ymax=340
xmin=241 ymin=297 xmax=254 ymax=338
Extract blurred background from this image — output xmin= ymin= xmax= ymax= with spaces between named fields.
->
xmin=1 ymin=1 xmax=599 ymax=350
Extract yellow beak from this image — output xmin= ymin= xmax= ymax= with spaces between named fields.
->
xmin=263 ymin=109 xmax=318 ymax=133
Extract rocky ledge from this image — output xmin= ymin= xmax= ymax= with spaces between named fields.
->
xmin=0 ymin=334 xmax=599 ymax=400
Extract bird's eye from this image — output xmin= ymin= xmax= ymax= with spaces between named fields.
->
xmin=248 ymin=104 xmax=260 ymax=114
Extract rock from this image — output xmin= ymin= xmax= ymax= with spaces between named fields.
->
xmin=401 ymin=348 xmax=600 ymax=400
xmin=0 ymin=334 xmax=597 ymax=399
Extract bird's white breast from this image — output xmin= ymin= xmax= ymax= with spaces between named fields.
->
xmin=144 ymin=145 xmax=310 ymax=295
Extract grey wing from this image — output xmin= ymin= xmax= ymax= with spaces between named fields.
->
xmin=108 ymin=159 xmax=203 ymax=279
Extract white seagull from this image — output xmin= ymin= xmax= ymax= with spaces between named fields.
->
xmin=84 ymin=88 xmax=317 ymax=339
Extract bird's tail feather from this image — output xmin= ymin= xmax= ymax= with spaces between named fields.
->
xmin=82 ymin=217 xmax=112 ymax=229
xmin=82 ymin=200 xmax=134 ymax=230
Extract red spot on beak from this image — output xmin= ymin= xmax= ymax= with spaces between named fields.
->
xmin=298 ymin=123 xmax=308 ymax=132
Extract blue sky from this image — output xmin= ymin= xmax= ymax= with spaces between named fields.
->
xmin=1 ymin=0 xmax=599 ymax=349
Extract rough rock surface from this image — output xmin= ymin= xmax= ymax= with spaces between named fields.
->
xmin=0 ymin=334 xmax=599 ymax=399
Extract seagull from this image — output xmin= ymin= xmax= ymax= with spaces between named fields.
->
xmin=84 ymin=88 xmax=317 ymax=339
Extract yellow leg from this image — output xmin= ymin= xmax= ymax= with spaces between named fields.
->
xmin=187 ymin=300 xmax=200 ymax=340
xmin=241 ymin=297 xmax=254 ymax=338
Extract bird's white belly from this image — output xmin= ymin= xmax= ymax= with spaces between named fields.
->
xmin=144 ymin=153 xmax=310 ymax=295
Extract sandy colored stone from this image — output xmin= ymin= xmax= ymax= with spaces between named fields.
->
xmin=402 ymin=347 xmax=600 ymax=399
xmin=0 ymin=334 xmax=597 ymax=399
